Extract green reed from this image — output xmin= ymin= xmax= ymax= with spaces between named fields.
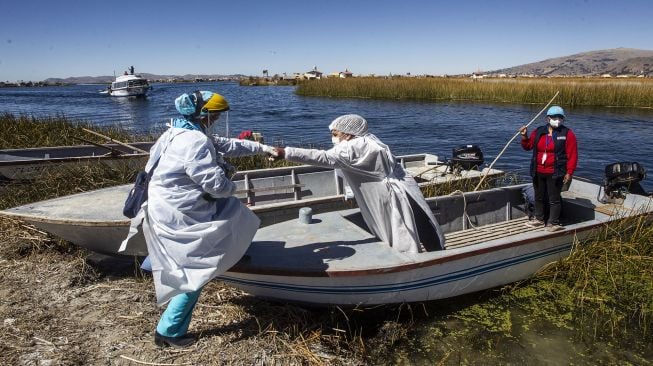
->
xmin=537 ymin=213 xmax=653 ymax=343
xmin=419 ymin=173 xmax=500 ymax=197
xmin=239 ymin=77 xmax=297 ymax=86
xmin=296 ymin=77 xmax=653 ymax=108
xmin=0 ymin=113 xmax=154 ymax=148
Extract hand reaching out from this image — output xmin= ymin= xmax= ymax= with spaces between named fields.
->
xmin=260 ymin=144 xmax=279 ymax=161
xmin=273 ymin=147 xmax=285 ymax=160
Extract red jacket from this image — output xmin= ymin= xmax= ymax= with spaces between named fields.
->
xmin=522 ymin=126 xmax=577 ymax=176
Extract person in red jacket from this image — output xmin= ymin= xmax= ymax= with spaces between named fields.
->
xmin=520 ymin=106 xmax=578 ymax=232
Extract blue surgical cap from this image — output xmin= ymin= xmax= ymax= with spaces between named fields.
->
xmin=175 ymin=91 xmax=215 ymax=116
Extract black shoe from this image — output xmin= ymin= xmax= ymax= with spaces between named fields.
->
xmin=154 ymin=331 xmax=196 ymax=349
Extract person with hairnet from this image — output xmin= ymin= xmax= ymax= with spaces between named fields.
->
xmin=273 ymin=114 xmax=445 ymax=253
xmin=120 ymin=90 xmax=277 ymax=348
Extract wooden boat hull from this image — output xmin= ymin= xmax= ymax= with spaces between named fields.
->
xmin=218 ymin=180 xmax=653 ymax=305
xmin=1 ymin=154 xmax=503 ymax=256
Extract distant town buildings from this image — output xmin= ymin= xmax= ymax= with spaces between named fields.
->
xmin=304 ymin=66 xmax=323 ymax=80
xmin=5 ymin=63 xmax=652 ymax=87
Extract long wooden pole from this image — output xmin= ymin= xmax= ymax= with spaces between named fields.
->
xmin=82 ymin=128 xmax=149 ymax=154
xmin=473 ymin=91 xmax=560 ymax=192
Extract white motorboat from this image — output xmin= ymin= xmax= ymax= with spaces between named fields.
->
xmin=106 ymin=67 xmax=151 ymax=97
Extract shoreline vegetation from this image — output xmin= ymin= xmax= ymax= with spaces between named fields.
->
xmin=0 ymin=115 xmax=651 ymax=364
xmin=239 ymin=77 xmax=297 ymax=86
xmin=296 ymin=77 xmax=653 ymax=108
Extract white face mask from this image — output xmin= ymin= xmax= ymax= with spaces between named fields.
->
xmin=549 ymin=119 xmax=561 ymax=128
xmin=331 ymin=136 xmax=341 ymax=145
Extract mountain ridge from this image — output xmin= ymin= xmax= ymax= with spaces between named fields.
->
xmin=491 ymin=48 xmax=653 ymax=76
xmin=38 ymin=48 xmax=653 ymax=83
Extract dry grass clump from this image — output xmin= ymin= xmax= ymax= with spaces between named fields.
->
xmin=0 ymin=217 xmax=381 ymax=365
xmin=420 ymin=173 xmax=500 ymax=198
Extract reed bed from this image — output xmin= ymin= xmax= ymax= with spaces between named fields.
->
xmin=296 ymin=77 xmax=653 ymax=108
xmin=536 ymin=213 xmax=653 ymax=343
xmin=0 ymin=112 xmax=153 ymax=148
xmin=239 ymin=77 xmax=297 ymax=86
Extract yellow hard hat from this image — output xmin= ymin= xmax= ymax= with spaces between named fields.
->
xmin=201 ymin=92 xmax=230 ymax=113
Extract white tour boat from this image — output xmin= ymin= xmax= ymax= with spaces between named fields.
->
xmin=105 ymin=66 xmax=151 ymax=97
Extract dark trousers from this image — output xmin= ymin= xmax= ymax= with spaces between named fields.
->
xmin=533 ymin=173 xmax=563 ymax=225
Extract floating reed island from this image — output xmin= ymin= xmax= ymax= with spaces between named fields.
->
xmin=296 ymin=77 xmax=653 ymax=108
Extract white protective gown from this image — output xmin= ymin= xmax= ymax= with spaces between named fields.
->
xmin=285 ymin=135 xmax=446 ymax=253
xmin=122 ymin=128 xmax=266 ymax=305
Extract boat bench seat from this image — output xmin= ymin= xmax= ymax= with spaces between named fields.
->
xmin=444 ymin=216 xmax=537 ymax=249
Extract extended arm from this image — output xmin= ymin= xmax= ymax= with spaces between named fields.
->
xmin=284 ymin=146 xmax=345 ymax=169
xmin=211 ymin=135 xmax=275 ymax=158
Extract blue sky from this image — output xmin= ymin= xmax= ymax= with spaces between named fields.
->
xmin=1 ymin=0 xmax=652 ymax=81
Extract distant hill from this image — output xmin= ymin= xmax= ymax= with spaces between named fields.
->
xmin=491 ymin=48 xmax=653 ymax=76
xmin=43 ymin=73 xmax=246 ymax=84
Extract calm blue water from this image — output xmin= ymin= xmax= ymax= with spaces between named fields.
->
xmin=1 ymin=82 xmax=653 ymax=188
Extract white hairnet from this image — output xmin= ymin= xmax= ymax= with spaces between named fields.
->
xmin=328 ymin=114 xmax=368 ymax=136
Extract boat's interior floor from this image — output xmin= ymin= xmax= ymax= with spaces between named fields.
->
xmin=237 ymin=211 xmax=546 ymax=274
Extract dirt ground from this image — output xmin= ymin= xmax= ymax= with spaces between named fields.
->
xmin=0 ymin=218 xmax=394 ymax=365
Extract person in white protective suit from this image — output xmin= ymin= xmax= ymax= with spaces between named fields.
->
xmin=121 ymin=90 xmax=277 ymax=348
xmin=273 ymin=114 xmax=445 ymax=254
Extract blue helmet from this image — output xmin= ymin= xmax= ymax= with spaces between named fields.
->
xmin=546 ymin=106 xmax=565 ymax=118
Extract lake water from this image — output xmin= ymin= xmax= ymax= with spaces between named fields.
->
xmin=2 ymin=81 xmax=652 ymax=188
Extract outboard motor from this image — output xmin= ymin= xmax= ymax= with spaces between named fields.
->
xmin=451 ymin=145 xmax=484 ymax=171
xmin=603 ymin=162 xmax=647 ymax=199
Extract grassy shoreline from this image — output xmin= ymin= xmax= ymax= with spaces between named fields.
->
xmin=296 ymin=77 xmax=653 ymax=108
xmin=1 ymin=115 xmax=651 ymax=364
xmin=0 ymin=113 xmax=153 ymax=149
